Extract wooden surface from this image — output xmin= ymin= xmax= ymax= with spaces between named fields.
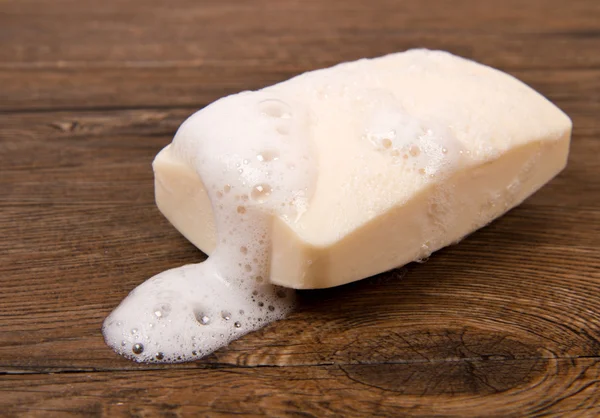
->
xmin=1 ymin=0 xmax=599 ymax=416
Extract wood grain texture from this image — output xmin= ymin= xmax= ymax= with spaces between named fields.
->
xmin=1 ymin=359 xmax=600 ymax=417
xmin=1 ymin=0 xmax=599 ymax=416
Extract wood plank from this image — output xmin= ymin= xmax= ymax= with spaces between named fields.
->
xmin=2 ymin=55 xmax=600 ymax=113
xmin=2 ymin=206 xmax=600 ymax=371
xmin=1 ymin=359 xmax=599 ymax=417
xmin=1 ymin=0 xmax=600 ymax=111
xmin=2 ymin=0 xmax=600 ymax=67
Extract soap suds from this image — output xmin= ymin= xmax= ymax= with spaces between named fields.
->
xmin=361 ymin=91 xmax=466 ymax=178
xmin=103 ymin=92 xmax=316 ymax=362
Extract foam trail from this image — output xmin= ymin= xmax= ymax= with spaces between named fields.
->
xmin=103 ymin=92 xmax=316 ymax=362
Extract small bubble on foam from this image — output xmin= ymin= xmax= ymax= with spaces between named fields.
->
xmin=409 ymin=145 xmax=421 ymax=157
xmin=244 ymin=264 xmax=252 ymax=272
xmin=418 ymin=168 xmax=426 ymax=175
xmin=195 ymin=311 xmax=211 ymax=325
xmin=256 ymin=150 xmax=279 ymax=162
xmin=155 ymin=352 xmax=164 ymax=360
xmin=121 ymin=340 xmax=127 ymax=347
xmin=221 ymin=311 xmax=231 ymax=320
xmin=132 ymin=343 xmax=144 ymax=355
xmin=234 ymin=321 xmax=242 ymax=328
xmin=251 ymin=184 xmax=272 ymax=202
xmin=224 ymin=184 xmax=231 ymax=193
xmin=216 ymin=191 xmax=223 ymax=198
xmin=131 ymin=328 xmax=138 ymax=335
xmin=153 ymin=304 xmax=171 ymax=319
xmin=259 ymin=99 xmax=292 ymax=119
xmin=268 ymin=305 xmax=275 ymax=312
xmin=240 ymin=246 xmax=248 ymax=254
xmin=256 ymin=276 xmax=264 ymax=283
xmin=116 ymin=321 xmax=123 ymax=327
xmin=416 ymin=242 xmax=432 ymax=263
xmin=237 ymin=206 xmax=246 ymax=214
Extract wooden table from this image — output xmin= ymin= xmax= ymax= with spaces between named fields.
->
xmin=1 ymin=1 xmax=599 ymax=416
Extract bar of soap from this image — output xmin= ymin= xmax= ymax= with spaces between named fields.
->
xmin=154 ymin=49 xmax=571 ymax=289
xmin=104 ymin=49 xmax=571 ymax=364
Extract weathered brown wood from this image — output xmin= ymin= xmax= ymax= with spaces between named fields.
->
xmin=1 ymin=0 xmax=599 ymax=416
xmin=1 ymin=359 xmax=599 ymax=417
xmin=3 ymin=0 xmax=600 ymax=67
xmin=1 ymin=0 xmax=600 ymax=111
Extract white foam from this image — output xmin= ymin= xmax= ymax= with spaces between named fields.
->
xmin=361 ymin=90 xmax=466 ymax=177
xmin=102 ymin=91 xmax=316 ymax=362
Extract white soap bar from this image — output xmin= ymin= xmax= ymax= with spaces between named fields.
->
xmin=155 ymin=49 xmax=571 ymax=289
xmin=103 ymin=49 xmax=570 ymax=363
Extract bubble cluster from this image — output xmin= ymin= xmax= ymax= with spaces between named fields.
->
xmin=102 ymin=91 xmax=316 ymax=363
xmin=250 ymin=184 xmax=273 ymax=203
xmin=362 ymin=97 xmax=466 ymax=179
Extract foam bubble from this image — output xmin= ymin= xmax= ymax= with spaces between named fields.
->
xmin=250 ymin=184 xmax=272 ymax=202
xmin=103 ymin=91 xmax=316 ymax=363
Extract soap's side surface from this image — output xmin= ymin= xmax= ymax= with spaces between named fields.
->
xmin=153 ymin=49 xmax=572 ymax=289
xmin=154 ymin=145 xmax=217 ymax=254
xmin=270 ymin=134 xmax=569 ymax=288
